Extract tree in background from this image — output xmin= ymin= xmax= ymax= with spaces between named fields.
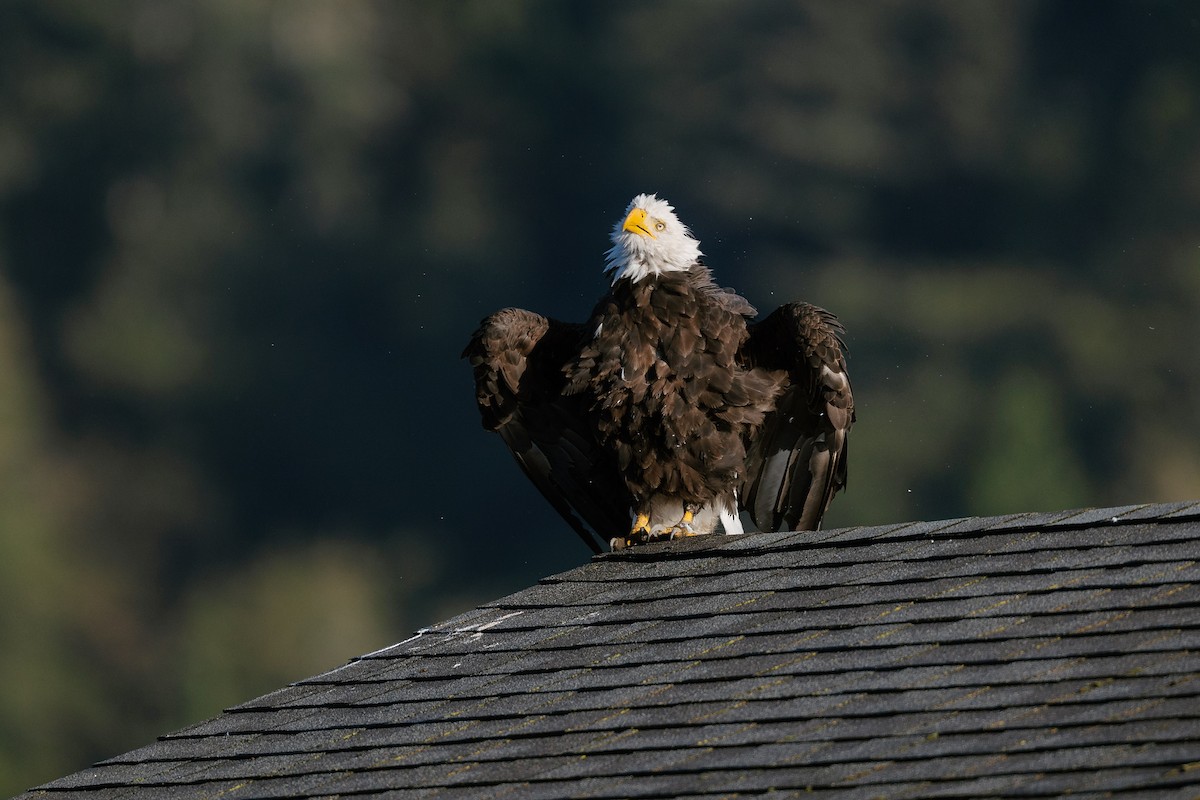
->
xmin=0 ymin=1 xmax=1197 ymax=793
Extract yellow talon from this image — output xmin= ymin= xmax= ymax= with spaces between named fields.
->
xmin=611 ymin=513 xmax=653 ymax=550
xmin=667 ymin=506 xmax=698 ymax=539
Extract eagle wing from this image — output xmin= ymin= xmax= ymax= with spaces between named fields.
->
xmin=462 ymin=308 xmax=631 ymax=553
xmin=740 ymin=302 xmax=855 ymax=532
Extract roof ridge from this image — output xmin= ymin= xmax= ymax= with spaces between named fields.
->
xmin=592 ymin=500 xmax=1200 ymax=564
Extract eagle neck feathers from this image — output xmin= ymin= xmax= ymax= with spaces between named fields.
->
xmin=604 ymin=230 xmax=703 ymax=285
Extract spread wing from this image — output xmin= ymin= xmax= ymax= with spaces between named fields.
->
xmin=740 ymin=302 xmax=855 ymax=532
xmin=462 ymin=308 xmax=631 ymax=553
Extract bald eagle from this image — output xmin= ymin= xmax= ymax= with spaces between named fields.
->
xmin=464 ymin=194 xmax=854 ymax=552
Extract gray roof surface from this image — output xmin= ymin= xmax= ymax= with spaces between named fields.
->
xmin=19 ymin=501 xmax=1200 ymax=799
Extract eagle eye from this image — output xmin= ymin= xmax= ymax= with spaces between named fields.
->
xmin=654 ymin=220 xmax=667 ymax=232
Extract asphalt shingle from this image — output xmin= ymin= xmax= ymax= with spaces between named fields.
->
xmin=16 ymin=502 xmax=1200 ymax=799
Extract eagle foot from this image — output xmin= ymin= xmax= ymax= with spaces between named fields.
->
xmin=611 ymin=508 xmax=702 ymax=549
xmin=610 ymin=513 xmax=653 ymax=550
xmin=661 ymin=506 xmax=699 ymax=540
xmin=668 ymin=524 xmax=699 ymax=539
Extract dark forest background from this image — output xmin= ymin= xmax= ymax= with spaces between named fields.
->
xmin=2 ymin=1 xmax=1198 ymax=793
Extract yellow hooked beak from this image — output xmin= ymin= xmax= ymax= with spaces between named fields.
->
xmin=622 ymin=207 xmax=656 ymax=238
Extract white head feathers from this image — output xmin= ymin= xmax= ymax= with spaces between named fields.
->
xmin=604 ymin=193 xmax=703 ymax=283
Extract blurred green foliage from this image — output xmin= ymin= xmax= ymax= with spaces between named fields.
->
xmin=1 ymin=0 xmax=1198 ymax=793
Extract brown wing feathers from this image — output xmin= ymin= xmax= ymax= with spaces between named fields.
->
xmin=462 ymin=309 xmax=631 ymax=552
xmin=741 ymin=302 xmax=854 ymax=532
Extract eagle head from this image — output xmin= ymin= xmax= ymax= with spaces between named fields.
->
xmin=604 ymin=193 xmax=703 ymax=284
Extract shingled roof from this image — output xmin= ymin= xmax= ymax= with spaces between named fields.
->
xmin=19 ymin=501 xmax=1200 ymax=799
